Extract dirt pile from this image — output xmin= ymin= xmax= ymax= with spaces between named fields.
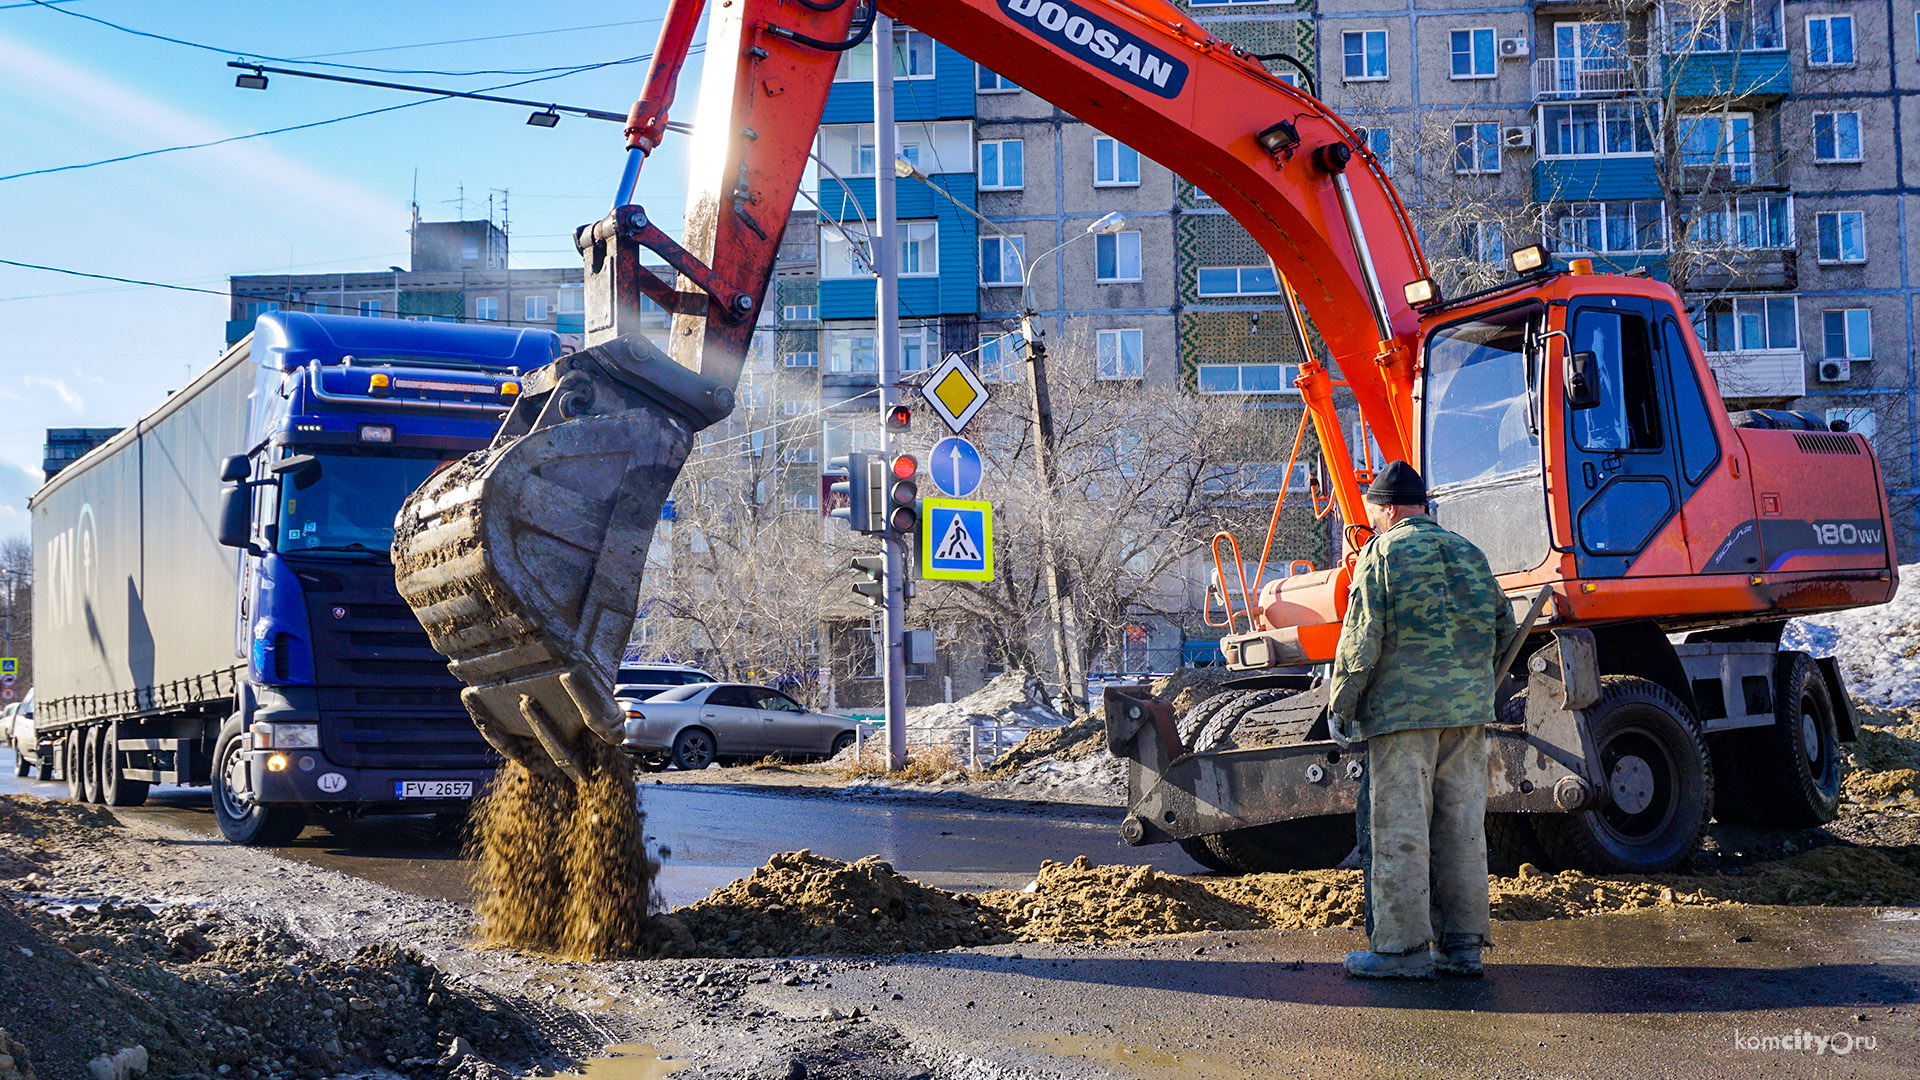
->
xmin=468 ymin=740 xmax=656 ymax=960
xmin=660 ymin=850 xmax=1011 ymax=957
xmin=1844 ymin=707 xmax=1920 ymax=808
xmin=980 ymin=856 xmax=1363 ymax=939
xmin=0 ymin=895 xmax=543 ymax=1080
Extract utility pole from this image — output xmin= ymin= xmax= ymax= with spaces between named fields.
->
xmin=1017 ymin=310 xmax=1083 ymax=716
xmin=874 ymin=14 xmax=909 ymax=770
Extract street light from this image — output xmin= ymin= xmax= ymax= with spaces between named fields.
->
xmin=891 ymin=155 xmax=1125 ymax=712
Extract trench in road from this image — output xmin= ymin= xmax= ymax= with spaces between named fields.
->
xmin=0 ymin=749 xmax=1203 ymax=906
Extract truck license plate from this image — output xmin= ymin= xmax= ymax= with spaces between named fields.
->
xmin=394 ymin=780 xmax=474 ymax=799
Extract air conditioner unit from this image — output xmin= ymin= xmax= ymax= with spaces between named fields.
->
xmin=1499 ymin=37 xmax=1530 ymax=60
xmin=1503 ymin=126 xmax=1534 ymax=150
xmin=1817 ymin=359 xmax=1851 ymax=383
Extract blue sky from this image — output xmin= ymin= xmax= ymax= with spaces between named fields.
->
xmin=0 ymin=1 xmax=705 ymax=541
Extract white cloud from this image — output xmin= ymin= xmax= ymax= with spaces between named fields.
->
xmin=0 ymin=33 xmax=405 ymax=232
xmin=21 ymin=376 xmax=83 ymax=413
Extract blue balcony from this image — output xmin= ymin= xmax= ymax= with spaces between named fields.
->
xmin=1663 ymin=50 xmax=1791 ymax=100
xmin=817 ymin=172 xmax=978 ymax=320
xmin=1533 ymin=157 xmax=1661 ymax=202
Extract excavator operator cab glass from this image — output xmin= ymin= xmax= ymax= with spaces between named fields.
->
xmin=1420 ymin=302 xmax=1551 ymax=575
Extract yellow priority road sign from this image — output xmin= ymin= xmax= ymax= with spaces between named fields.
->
xmin=920 ymin=498 xmax=993 ymax=581
xmin=921 ymin=352 xmax=989 ymax=434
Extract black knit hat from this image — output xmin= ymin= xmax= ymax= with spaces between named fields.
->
xmin=1364 ymin=460 xmax=1427 ymax=506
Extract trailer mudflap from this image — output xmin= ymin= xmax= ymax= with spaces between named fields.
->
xmin=1105 ymin=628 xmax=1606 ymax=847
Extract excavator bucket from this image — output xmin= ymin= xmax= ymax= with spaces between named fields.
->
xmin=392 ymin=336 xmax=733 ymax=781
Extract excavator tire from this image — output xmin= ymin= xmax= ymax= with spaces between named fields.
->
xmin=1178 ymin=686 xmax=1356 ymax=874
xmin=1531 ymin=676 xmax=1712 ymax=874
xmin=1742 ymin=652 xmax=1843 ymax=827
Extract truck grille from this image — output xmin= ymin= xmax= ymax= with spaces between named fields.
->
xmin=293 ymin=560 xmax=494 ymax=769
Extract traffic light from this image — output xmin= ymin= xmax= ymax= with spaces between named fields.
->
xmin=885 ymin=405 xmax=912 ymax=433
xmin=828 ymin=452 xmax=885 ymax=533
xmin=850 ymin=555 xmax=885 ymax=608
xmin=885 ymin=454 xmax=919 ymax=534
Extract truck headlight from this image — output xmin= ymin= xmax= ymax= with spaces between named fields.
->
xmin=255 ymin=723 xmax=320 ymax=749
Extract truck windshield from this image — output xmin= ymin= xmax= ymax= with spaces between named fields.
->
xmin=277 ymin=451 xmax=455 ymax=554
xmin=1421 ymin=304 xmax=1550 ymax=575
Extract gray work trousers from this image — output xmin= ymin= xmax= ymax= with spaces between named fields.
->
xmin=1359 ymin=724 xmax=1491 ymax=955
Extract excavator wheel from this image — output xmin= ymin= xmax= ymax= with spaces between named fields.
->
xmin=1741 ymin=652 xmax=1843 ymax=827
xmin=1178 ymin=686 xmax=1356 ymax=874
xmin=1531 ymin=676 xmax=1713 ymax=874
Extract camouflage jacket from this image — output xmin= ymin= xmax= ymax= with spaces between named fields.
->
xmin=1327 ymin=515 xmax=1515 ymax=742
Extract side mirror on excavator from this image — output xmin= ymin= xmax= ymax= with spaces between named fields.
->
xmin=1566 ymin=349 xmax=1601 ymax=410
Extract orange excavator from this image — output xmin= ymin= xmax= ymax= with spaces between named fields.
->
xmin=392 ymin=0 xmax=1896 ymax=875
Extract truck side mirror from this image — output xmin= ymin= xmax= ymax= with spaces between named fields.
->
xmin=219 ymin=454 xmax=251 ymax=483
xmin=1566 ymin=349 xmax=1601 ymax=410
xmin=217 ymin=485 xmax=254 ymax=550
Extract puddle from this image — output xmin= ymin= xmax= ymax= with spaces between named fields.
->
xmin=1020 ymin=1033 xmax=1235 ymax=1080
xmin=530 ymin=1045 xmax=686 ymax=1080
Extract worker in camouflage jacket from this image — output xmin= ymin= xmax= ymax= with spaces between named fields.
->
xmin=1329 ymin=461 xmax=1517 ymax=980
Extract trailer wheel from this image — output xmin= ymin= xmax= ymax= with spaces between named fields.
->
xmin=1533 ymin=677 xmax=1712 ymax=874
xmin=1743 ymin=653 xmax=1842 ymax=827
xmin=65 ymin=731 xmax=85 ymax=800
xmin=211 ymin=717 xmax=305 ymax=846
xmin=99 ymin=722 xmax=149 ymax=808
xmin=81 ymin=726 xmax=105 ymax=804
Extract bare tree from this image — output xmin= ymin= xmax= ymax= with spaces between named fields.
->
xmin=1 ymin=536 xmax=29 ymax=690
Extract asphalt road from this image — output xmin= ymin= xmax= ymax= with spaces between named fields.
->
xmin=0 ymin=748 xmax=1201 ymax=906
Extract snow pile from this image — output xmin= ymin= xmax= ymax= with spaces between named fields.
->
xmin=900 ymin=672 xmax=1068 ymax=759
xmin=980 ymin=751 xmax=1126 ymax=805
xmin=1784 ymin=563 xmax=1920 ymax=707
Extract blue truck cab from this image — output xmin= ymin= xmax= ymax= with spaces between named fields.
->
xmin=221 ymin=312 xmax=558 ymax=841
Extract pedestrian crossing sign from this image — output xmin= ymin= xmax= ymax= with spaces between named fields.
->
xmin=920 ymin=498 xmax=993 ymax=581
xmin=0 ymin=658 xmax=14 ymax=677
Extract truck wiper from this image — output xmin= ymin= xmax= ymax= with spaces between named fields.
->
xmin=294 ymin=542 xmax=388 ymax=556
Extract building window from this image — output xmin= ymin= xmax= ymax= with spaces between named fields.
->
xmin=1548 ymin=200 xmax=1665 ymax=255
xmin=1823 ymin=308 xmax=1871 ymax=360
xmin=782 ymin=399 xmax=809 ymax=416
xmin=1693 ymin=295 xmax=1798 ymax=353
xmin=1689 ymin=195 xmax=1793 ymax=250
xmin=461 ymin=237 xmax=479 ymax=262
xmin=1096 ymin=329 xmax=1144 ymax=380
xmin=977 ymin=65 xmax=1018 ymax=92
xmin=1452 ymin=122 xmax=1501 ymax=173
xmin=1827 ymin=407 xmax=1876 ymax=443
xmin=834 ymin=27 xmax=934 ymax=81
xmin=1667 ymin=0 xmax=1784 ymax=52
xmin=784 ymin=351 xmax=819 ymax=369
xmin=475 ymin=297 xmax=499 ymax=321
xmin=245 ymin=301 xmax=280 ymax=318
xmin=820 ymin=226 xmax=869 ymax=279
xmin=784 ymin=446 xmax=821 ymax=465
xmin=1095 ymin=231 xmax=1142 ymax=282
xmin=978 ymin=139 xmax=1024 ymax=190
xmin=1816 ymin=211 xmax=1867 ymax=264
xmin=358 ymin=300 xmax=381 ymax=317
xmin=309 ymin=301 xmax=327 ymax=315
xmin=525 ymin=295 xmax=548 ymax=321
xmin=781 ymin=304 xmax=818 ymax=323
xmin=1679 ymin=113 xmax=1753 ymax=180
xmin=1806 ymin=14 xmax=1855 ymax=66
xmin=557 ymin=285 xmax=584 ymax=315
xmin=788 ymin=493 xmax=822 ymax=512
xmin=1196 ymin=265 xmax=1280 ymax=297
xmin=1093 ymin=137 xmax=1140 ymax=186
xmin=1203 ymin=461 xmax=1310 ymax=495
xmin=1343 ymin=30 xmax=1388 ymax=81
xmin=1196 ymin=362 xmax=1300 ymax=394
xmin=1460 ymin=221 xmax=1505 ymax=263
xmin=1451 ymin=28 xmax=1496 ymax=78
xmin=827 ymin=326 xmax=877 ymax=373
xmin=981 ymin=235 xmax=1025 ymax=286
xmin=1539 ymin=102 xmax=1656 ymax=158
xmin=898 ymin=221 xmax=938 ymax=276
xmin=978 ymin=332 xmax=1021 ymax=382
xmin=1353 ymin=126 xmax=1392 ymax=173
xmin=1814 ymin=111 xmax=1862 ymax=162
xmin=899 ymin=322 xmax=937 ymax=372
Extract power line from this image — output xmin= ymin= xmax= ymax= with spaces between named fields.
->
xmin=0 ymin=58 xmax=655 ymax=184
xmin=21 ymin=0 xmax=657 ymax=78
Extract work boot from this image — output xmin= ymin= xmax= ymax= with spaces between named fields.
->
xmin=1343 ymin=949 xmax=1435 ymax=980
xmin=1431 ymin=935 xmax=1484 ymax=978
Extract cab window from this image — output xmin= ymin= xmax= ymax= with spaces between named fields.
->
xmin=1571 ymin=308 xmax=1662 ymax=452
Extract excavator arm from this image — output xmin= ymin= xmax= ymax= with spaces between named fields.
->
xmin=394 ymin=0 xmax=1438 ymax=778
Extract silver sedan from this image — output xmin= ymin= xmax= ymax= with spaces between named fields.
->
xmin=622 ymin=683 xmax=859 ymax=770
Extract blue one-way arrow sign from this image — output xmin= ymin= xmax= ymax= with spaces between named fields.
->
xmin=930 ymin=436 xmax=983 ymax=499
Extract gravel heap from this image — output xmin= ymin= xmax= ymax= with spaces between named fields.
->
xmin=1844 ymin=707 xmax=1920 ymax=808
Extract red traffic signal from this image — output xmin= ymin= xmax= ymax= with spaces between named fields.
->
xmin=887 ymin=455 xmax=919 ymax=533
xmin=885 ymin=405 xmax=912 ymax=432
xmin=891 ymin=454 xmax=918 ymax=480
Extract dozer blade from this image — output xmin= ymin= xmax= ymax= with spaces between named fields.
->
xmin=392 ymin=334 xmax=733 ymax=782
